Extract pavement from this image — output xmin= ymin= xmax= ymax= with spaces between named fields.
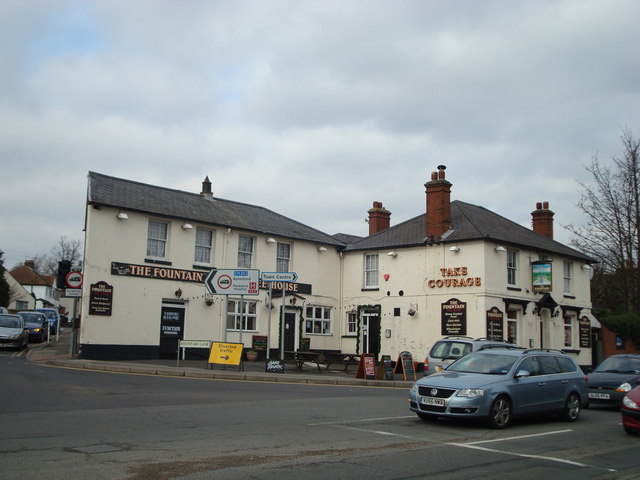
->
xmin=26 ymin=328 xmax=416 ymax=389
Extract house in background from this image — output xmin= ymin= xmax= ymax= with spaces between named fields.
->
xmin=4 ymin=270 xmax=36 ymax=311
xmin=10 ymin=261 xmax=59 ymax=310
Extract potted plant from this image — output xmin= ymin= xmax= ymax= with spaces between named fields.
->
xmin=246 ymin=350 xmax=259 ymax=362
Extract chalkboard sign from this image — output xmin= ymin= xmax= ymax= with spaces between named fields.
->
xmin=356 ymin=353 xmax=377 ymax=379
xmin=265 ymin=359 xmax=285 ymax=373
xmin=377 ymin=354 xmax=394 ymax=380
xmin=252 ymin=335 xmax=268 ymax=351
xmin=394 ymin=351 xmax=416 ymax=380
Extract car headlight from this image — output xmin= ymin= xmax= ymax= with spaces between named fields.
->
xmin=623 ymin=395 xmax=639 ymax=410
xmin=457 ymin=388 xmax=484 ymax=398
xmin=410 ymin=383 xmax=419 ymax=395
xmin=616 ymin=383 xmax=633 ymax=393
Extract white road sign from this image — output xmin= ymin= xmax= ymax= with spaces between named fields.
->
xmin=66 ymin=271 xmax=83 ymax=288
xmin=204 ymin=269 xmax=260 ymax=295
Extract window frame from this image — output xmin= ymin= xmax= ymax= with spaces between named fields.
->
xmin=507 ymin=249 xmax=518 ymax=286
xmin=564 ymin=315 xmax=573 ymax=347
xmin=237 ymin=235 xmax=254 ymax=268
xmin=276 ymin=242 xmax=291 ymax=272
xmin=507 ymin=309 xmax=519 ymax=345
xmin=226 ymin=299 xmax=257 ymax=331
xmin=305 ymin=305 xmax=332 ymax=335
xmin=563 ymin=261 xmax=573 ymax=294
xmin=147 ymin=220 xmax=169 ymax=259
xmin=364 ymin=253 xmax=379 ymax=289
xmin=194 ymin=227 xmax=214 ymax=264
xmin=346 ymin=310 xmax=357 ymax=336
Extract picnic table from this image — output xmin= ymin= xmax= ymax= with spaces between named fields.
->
xmin=323 ymin=352 xmax=361 ymax=372
xmin=284 ymin=350 xmax=326 ymax=373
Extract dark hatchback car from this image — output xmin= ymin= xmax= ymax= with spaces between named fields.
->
xmin=587 ymin=354 xmax=640 ymax=407
xmin=622 ymin=385 xmax=640 ymax=435
xmin=17 ymin=311 xmax=49 ymax=343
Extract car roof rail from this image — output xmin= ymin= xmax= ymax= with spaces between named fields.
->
xmin=478 ymin=344 xmax=524 ymax=351
xmin=443 ymin=335 xmax=473 ymax=340
xmin=474 ymin=337 xmax=510 ymax=342
xmin=522 ymin=348 xmax=565 ymax=354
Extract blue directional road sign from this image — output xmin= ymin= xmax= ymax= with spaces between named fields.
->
xmin=261 ymin=272 xmax=298 ymax=283
xmin=204 ymin=269 xmax=260 ymax=295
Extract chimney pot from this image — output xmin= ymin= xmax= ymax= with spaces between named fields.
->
xmin=425 ymin=167 xmax=452 ymax=240
xmin=367 ymin=201 xmax=391 ymax=235
xmin=532 ymin=201 xmax=554 ymax=239
xmin=201 ymin=176 xmax=213 ymax=199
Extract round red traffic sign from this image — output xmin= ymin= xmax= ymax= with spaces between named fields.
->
xmin=66 ymin=271 xmax=83 ymax=288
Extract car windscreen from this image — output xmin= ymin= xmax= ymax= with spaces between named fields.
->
xmin=0 ymin=316 xmax=21 ymax=328
xmin=37 ymin=311 xmax=56 ymax=319
xmin=447 ymin=352 xmax=517 ymax=375
xmin=594 ymin=356 xmax=640 ymax=374
xmin=19 ymin=313 xmax=40 ymax=322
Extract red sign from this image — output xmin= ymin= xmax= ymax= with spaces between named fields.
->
xmin=66 ymin=271 xmax=83 ymax=288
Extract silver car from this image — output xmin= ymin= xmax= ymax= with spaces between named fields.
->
xmin=409 ymin=348 xmax=588 ymax=428
xmin=424 ymin=336 xmax=515 ymax=375
xmin=0 ymin=314 xmax=29 ymax=350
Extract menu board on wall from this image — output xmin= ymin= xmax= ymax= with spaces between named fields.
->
xmin=486 ymin=307 xmax=504 ymax=340
xmin=441 ymin=298 xmax=467 ymax=335
xmin=89 ymin=281 xmax=113 ymax=316
xmin=579 ymin=316 xmax=591 ymax=348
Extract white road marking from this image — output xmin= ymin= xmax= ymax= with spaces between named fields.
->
xmin=308 ymin=415 xmax=415 ymax=426
xmin=463 ymin=429 xmax=574 ymax=445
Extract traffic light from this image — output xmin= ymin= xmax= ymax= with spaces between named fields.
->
xmin=57 ymin=260 xmax=71 ymax=288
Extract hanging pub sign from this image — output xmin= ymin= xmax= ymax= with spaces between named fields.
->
xmin=532 ymin=261 xmax=552 ymax=293
xmin=441 ymin=298 xmax=467 ymax=335
xmin=89 ymin=281 xmax=113 ymax=316
xmin=579 ymin=316 xmax=591 ymax=348
xmin=486 ymin=307 xmax=504 ymax=340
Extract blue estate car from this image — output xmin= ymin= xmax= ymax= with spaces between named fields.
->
xmin=409 ymin=348 xmax=588 ymax=429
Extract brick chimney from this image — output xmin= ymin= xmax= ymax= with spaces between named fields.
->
xmin=531 ymin=201 xmax=554 ymax=239
xmin=425 ymin=165 xmax=452 ymax=240
xmin=24 ymin=260 xmax=35 ymax=269
xmin=367 ymin=201 xmax=391 ymax=235
xmin=200 ymin=176 xmax=213 ymax=199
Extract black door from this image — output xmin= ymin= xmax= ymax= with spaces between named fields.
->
xmin=284 ymin=312 xmax=296 ymax=351
xmin=159 ymin=305 xmax=185 ymax=358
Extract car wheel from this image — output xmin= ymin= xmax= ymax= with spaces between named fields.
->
xmin=561 ymin=393 xmax=581 ymax=422
xmin=624 ymin=426 xmax=638 ymax=436
xmin=488 ymin=395 xmax=511 ymax=429
xmin=417 ymin=412 xmax=439 ymax=422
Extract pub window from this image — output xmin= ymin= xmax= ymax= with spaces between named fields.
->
xmin=507 ymin=249 xmax=518 ymax=286
xmin=364 ymin=253 xmax=379 ymax=288
xmin=305 ymin=305 xmax=332 ymax=335
xmin=564 ymin=315 xmax=573 ymax=347
xmin=346 ymin=310 xmax=357 ymax=335
xmin=507 ymin=309 xmax=519 ymax=345
xmin=16 ymin=300 xmax=29 ymax=310
xmin=226 ymin=299 xmax=257 ymax=331
xmin=147 ymin=220 xmax=168 ymax=258
xmin=277 ymin=242 xmax=291 ymax=272
xmin=237 ymin=235 xmax=254 ymax=268
xmin=194 ymin=228 xmax=213 ymax=264
xmin=563 ymin=261 xmax=573 ymax=294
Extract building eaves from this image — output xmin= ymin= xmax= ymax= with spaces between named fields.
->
xmin=87 ymin=172 xmax=345 ymax=248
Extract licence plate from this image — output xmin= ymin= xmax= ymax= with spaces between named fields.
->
xmin=421 ymin=397 xmax=445 ymax=407
xmin=589 ymin=392 xmax=610 ymax=400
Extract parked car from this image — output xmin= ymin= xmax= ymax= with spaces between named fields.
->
xmin=587 ymin=354 xmax=640 ymax=407
xmin=0 ymin=307 xmax=8 ymax=314
xmin=35 ymin=308 xmax=60 ymax=334
xmin=0 ymin=314 xmax=29 ymax=350
xmin=409 ymin=348 xmax=588 ymax=429
xmin=424 ymin=336 xmax=516 ymax=375
xmin=621 ymin=385 xmax=640 ymax=435
xmin=17 ymin=311 xmax=48 ymax=343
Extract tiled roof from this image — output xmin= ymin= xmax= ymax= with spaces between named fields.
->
xmin=345 ymin=200 xmax=595 ymax=262
xmin=87 ymin=172 xmax=345 ymax=247
xmin=10 ymin=265 xmax=51 ymax=286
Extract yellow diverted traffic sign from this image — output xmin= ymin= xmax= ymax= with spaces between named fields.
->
xmin=208 ymin=342 xmax=243 ymax=367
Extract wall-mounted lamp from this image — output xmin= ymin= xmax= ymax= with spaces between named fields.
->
xmin=116 ymin=212 xmax=129 ymax=220
xmin=408 ymin=308 xmax=416 ymax=316
xmin=175 ymin=288 xmax=183 ymax=298
xmin=289 ymin=297 xmax=297 ymax=305
xmin=582 ymin=264 xmax=591 ymax=270
xmin=266 ymin=237 xmax=276 ymax=244
xmin=494 ymin=246 xmax=506 ymax=252
xmin=318 ymin=246 xmax=327 ymax=252
xmin=205 ymin=295 xmax=214 ymax=306
xmin=387 ymin=251 xmax=397 ymax=257
xmin=182 ymin=223 xmax=193 ymax=230
xmin=449 ymin=246 xmax=460 ymax=252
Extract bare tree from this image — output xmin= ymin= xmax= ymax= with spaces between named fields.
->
xmin=0 ymin=251 xmax=10 ymax=308
xmin=565 ymin=129 xmax=640 ymax=313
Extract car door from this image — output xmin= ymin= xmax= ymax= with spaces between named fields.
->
xmin=510 ymin=356 xmax=550 ymax=414
xmin=537 ymin=355 xmax=566 ymax=410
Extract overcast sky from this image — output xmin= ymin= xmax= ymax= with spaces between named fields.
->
xmin=1 ymin=0 xmax=639 ymax=270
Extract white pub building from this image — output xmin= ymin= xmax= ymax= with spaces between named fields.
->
xmin=79 ymin=167 xmax=595 ymax=368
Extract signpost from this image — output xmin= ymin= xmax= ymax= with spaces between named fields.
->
xmin=204 ymin=269 xmax=259 ymax=346
xmin=261 ymin=272 xmax=298 ymax=361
